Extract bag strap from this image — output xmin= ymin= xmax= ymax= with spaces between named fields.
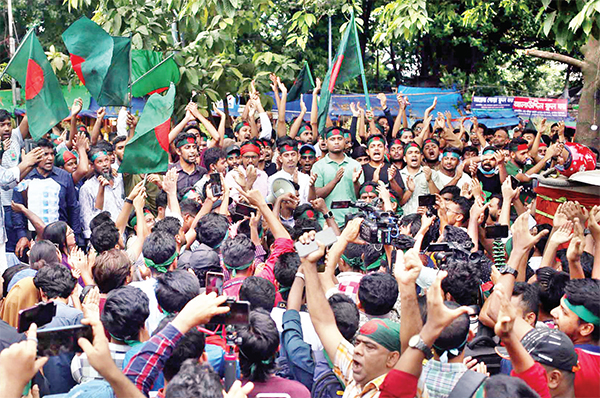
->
xmin=447 ymin=370 xmax=488 ymax=398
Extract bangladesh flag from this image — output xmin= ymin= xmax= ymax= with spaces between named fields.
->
xmin=317 ymin=12 xmax=366 ymax=136
xmin=287 ymin=61 xmax=315 ymax=102
xmin=119 ymin=83 xmax=175 ymax=174
xmin=3 ymin=29 xmax=69 ymax=140
xmin=62 ymin=17 xmax=131 ymax=106
xmin=131 ymin=50 xmax=180 ymax=97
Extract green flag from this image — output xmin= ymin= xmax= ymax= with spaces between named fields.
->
xmin=317 ymin=12 xmax=368 ymax=136
xmin=287 ymin=61 xmax=315 ymax=102
xmin=3 ymin=29 xmax=69 ymax=140
xmin=62 ymin=17 xmax=131 ymax=106
xmin=119 ymin=83 xmax=175 ymax=174
xmin=131 ymin=50 xmax=180 ymax=98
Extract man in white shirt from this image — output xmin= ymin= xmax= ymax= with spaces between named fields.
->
xmin=268 ymin=139 xmax=311 ymax=204
xmin=224 ymin=140 xmax=268 ymax=202
xmin=432 ymin=146 xmax=472 ymax=191
xmin=399 ymin=143 xmax=438 ymax=215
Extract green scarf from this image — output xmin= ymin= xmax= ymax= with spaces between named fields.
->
xmin=144 ymin=251 xmax=177 ymax=273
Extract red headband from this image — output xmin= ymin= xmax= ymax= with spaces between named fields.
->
xmin=240 ymin=143 xmax=260 ymax=155
xmin=517 ymin=144 xmax=529 ymax=151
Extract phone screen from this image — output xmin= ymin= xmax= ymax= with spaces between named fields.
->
xmin=209 ymin=301 xmax=250 ymax=325
xmin=485 ymin=225 xmax=509 ymax=239
xmin=418 ymin=195 xmax=437 ymax=207
xmin=37 ymin=324 xmax=93 ymax=357
xmin=331 ymin=201 xmax=351 ymax=209
xmin=209 ymin=173 xmax=223 ymax=197
xmin=235 ymin=203 xmax=256 ymax=217
xmin=18 ymin=302 xmax=57 ymax=333
xmin=510 ymin=175 xmax=519 ymax=190
xmin=206 ymin=272 xmax=224 ymax=295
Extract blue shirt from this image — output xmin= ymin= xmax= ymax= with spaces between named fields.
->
xmin=12 ymin=166 xmax=82 ymax=237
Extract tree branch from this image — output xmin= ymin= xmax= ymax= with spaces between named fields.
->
xmin=525 ymin=49 xmax=586 ymax=70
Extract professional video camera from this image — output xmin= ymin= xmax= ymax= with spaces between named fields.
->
xmin=340 ymin=200 xmax=402 ymax=246
xmin=426 ymin=241 xmax=482 ymax=266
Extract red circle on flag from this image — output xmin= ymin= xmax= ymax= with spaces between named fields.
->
xmin=155 ymin=119 xmax=171 ymax=152
xmin=25 ymin=59 xmax=44 ymax=101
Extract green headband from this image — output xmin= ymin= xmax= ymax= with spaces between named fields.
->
xmin=326 ymin=128 xmax=343 ymax=139
xmin=564 ymin=297 xmax=600 ymax=325
xmin=182 ymin=189 xmax=197 ymax=201
xmin=144 ymin=251 xmax=177 ymax=274
xmin=90 ymin=151 xmax=108 ymax=162
xmin=224 ymin=258 xmax=254 ymax=277
xmin=367 ymin=135 xmax=386 ymax=148
xmin=482 ymin=148 xmax=496 ymax=156
xmin=341 ymin=254 xmax=363 ymax=269
xmin=443 ymin=152 xmax=461 ymax=159
xmin=109 ymin=333 xmax=141 ymax=347
xmin=129 ymin=209 xmax=152 ymax=228
xmin=362 ymin=253 xmax=386 ymax=271
xmin=359 ymin=319 xmax=401 ymax=353
xmin=359 ymin=184 xmax=377 ymax=197
xmin=403 ymin=143 xmax=421 ymax=155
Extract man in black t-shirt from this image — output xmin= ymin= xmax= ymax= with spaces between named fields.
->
xmin=473 ymin=146 xmax=508 ymax=196
xmin=362 ymin=134 xmax=405 ymax=195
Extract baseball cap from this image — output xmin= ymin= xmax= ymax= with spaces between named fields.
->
xmin=299 ymin=143 xmax=316 ymax=156
xmin=225 ymin=144 xmax=241 ymax=157
xmin=495 ymin=327 xmax=579 ymax=372
xmin=178 ymin=244 xmax=221 ymax=273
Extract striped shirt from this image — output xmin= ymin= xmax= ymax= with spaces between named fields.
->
xmin=333 ymin=340 xmax=386 ymax=398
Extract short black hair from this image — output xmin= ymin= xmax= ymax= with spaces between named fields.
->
xmin=274 ymin=252 xmax=301 ymax=300
xmin=329 ymin=293 xmax=360 ymax=341
xmin=153 ymin=216 xmax=182 ymax=237
xmin=450 ymin=196 xmax=472 ymax=222
xmin=564 ymin=278 xmax=600 ymax=341
xmin=444 ymin=146 xmax=462 ymax=157
xmin=101 ymin=286 xmax=149 ymax=341
xmin=154 ymin=315 xmax=206 ymax=382
xmin=195 ymin=213 xmax=229 ymax=249
xmin=535 ymin=267 xmax=569 ymax=314
xmin=239 ymin=276 xmax=276 ymax=311
xmin=513 ymin=282 xmax=539 ymax=322
xmin=222 ymin=235 xmax=256 ymax=271
xmin=156 ymin=270 xmax=200 ymax=314
xmin=156 ymin=191 xmax=168 ymax=210
xmin=432 ymin=301 xmax=470 ymax=359
xmin=164 ymin=360 xmax=222 ymax=398
xmin=236 ymin=218 xmax=263 ymax=240
xmin=291 ymin=218 xmax=322 ymax=240
xmin=89 ymin=211 xmax=113 ymax=233
xmin=441 ymin=256 xmax=481 ymax=306
xmin=358 ymin=273 xmax=398 ymax=316
xmin=35 ymin=138 xmax=54 ymax=151
xmin=533 ymin=223 xmax=552 ymax=254
xmin=463 ymin=145 xmax=479 ymax=154
xmin=174 ymin=132 xmax=197 ymax=149
xmin=180 ymin=199 xmax=201 ymax=218
xmin=142 ymin=231 xmax=177 ymax=272
xmin=3 ymin=264 xmax=28 ymax=298
xmin=442 ymin=225 xmax=474 ymax=252
xmin=33 ymin=263 xmax=76 ymax=299
xmin=0 ymin=109 xmax=12 ymax=122
xmin=95 ymin=140 xmax=114 ymax=153
xmin=92 ymin=249 xmax=131 ymax=294
xmin=342 ymin=243 xmax=365 ymax=272
xmin=90 ymin=221 xmax=120 ymax=254
xmin=237 ymin=309 xmax=279 ymax=382
xmin=439 ymin=185 xmax=460 ymax=199
xmin=400 ymin=213 xmax=422 ymax=237
xmin=203 ymin=147 xmax=225 ymax=171
xmin=363 ymin=244 xmax=386 ymax=271
xmin=484 ymin=374 xmax=540 ymax=398
xmin=112 ymin=135 xmax=127 ymax=146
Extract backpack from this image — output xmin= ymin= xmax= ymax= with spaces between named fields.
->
xmin=311 ymin=350 xmax=344 ymax=398
xmin=463 ymin=322 xmax=502 ymax=375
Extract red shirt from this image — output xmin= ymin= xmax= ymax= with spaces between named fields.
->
xmin=380 ymin=369 xmax=419 ymax=398
xmin=574 ymin=345 xmax=600 ymax=398
xmin=511 ymin=362 xmax=551 ymax=398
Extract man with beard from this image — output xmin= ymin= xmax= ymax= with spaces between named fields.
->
xmin=225 ymin=144 xmax=241 ymax=171
xmin=465 ymin=146 xmax=508 ymax=195
xmin=112 ymin=136 xmax=127 ymax=170
xmin=224 ymin=139 xmax=268 ymax=202
xmin=362 ymin=134 xmax=405 ymax=195
xmin=169 ymin=132 xmax=207 ymax=192
xmin=13 ymin=139 xmax=82 ymax=253
xmin=491 ymin=128 xmax=510 ymax=149
xmin=399 ymin=143 xmax=438 ymax=215
xmin=312 ymin=127 xmax=364 ymax=225
xmin=432 ymin=146 xmax=471 ymax=190
xmin=260 ymin=138 xmax=277 ymax=176
xmin=268 ymin=139 xmax=311 ymax=204
xmin=422 ymin=138 xmax=441 ymax=169
xmin=80 ymin=147 xmax=125 ymax=239
xmin=298 ymin=143 xmax=317 ymax=175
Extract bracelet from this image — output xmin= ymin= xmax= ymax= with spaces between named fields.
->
xmin=124 ymin=198 xmax=133 ymax=204
xmin=295 ymin=272 xmax=305 ymax=281
xmin=323 ymin=211 xmax=334 ymax=220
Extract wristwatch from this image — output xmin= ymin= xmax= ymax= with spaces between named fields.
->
xmin=408 ymin=335 xmax=433 ymax=359
xmin=323 ymin=211 xmax=334 ymax=220
xmin=497 ymin=265 xmax=518 ymax=279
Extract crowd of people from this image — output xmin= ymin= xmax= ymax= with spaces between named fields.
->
xmin=0 ymin=71 xmax=599 ymax=398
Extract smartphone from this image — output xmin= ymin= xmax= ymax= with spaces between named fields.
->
xmin=206 ymin=272 xmax=224 ymax=295
xmin=142 ymin=174 xmax=148 ymax=187
xmin=18 ymin=302 xmax=57 ymax=333
xmin=209 ymin=301 xmax=251 ymax=325
xmin=418 ymin=195 xmax=437 ymax=207
xmin=23 ymin=139 xmax=36 ymax=154
xmin=510 ymin=175 xmax=519 ymax=190
xmin=427 ymin=243 xmax=450 ymax=252
xmin=37 ymin=324 xmax=93 ymax=357
xmin=234 ymin=202 xmax=257 ymax=217
xmin=209 ymin=173 xmax=223 ymax=197
xmin=331 ymin=201 xmax=352 ymax=209
xmin=294 ymin=227 xmax=338 ymax=258
xmin=485 ymin=225 xmax=509 ymax=239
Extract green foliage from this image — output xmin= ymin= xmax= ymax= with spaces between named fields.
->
xmin=536 ymin=0 xmax=600 ymax=51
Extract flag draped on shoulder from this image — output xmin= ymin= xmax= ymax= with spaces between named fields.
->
xmin=317 ymin=12 xmax=366 ymax=137
xmin=119 ymin=83 xmax=175 ymax=174
xmin=287 ymin=61 xmax=315 ymax=102
xmin=62 ymin=17 xmax=131 ymax=106
xmin=131 ymin=50 xmax=180 ymax=98
xmin=3 ymin=29 xmax=69 ymax=140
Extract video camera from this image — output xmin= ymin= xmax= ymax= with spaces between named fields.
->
xmin=426 ymin=241 xmax=482 ymax=266
xmin=342 ymin=200 xmax=402 ymax=247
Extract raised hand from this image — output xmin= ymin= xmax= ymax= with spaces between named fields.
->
xmin=23 ymin=147 xmax=44 ymax=167
xmin=340 ymin=217 xmax=365 ymax=244
xmin=394 ymin=247 xmax=422 ymax=287
xmin=422 ymin=165 xmax=432 ymax=182
xmin=365 ymin=109 xmax=374 ymax=122
xmin=96 ymin=107 xmax=106 ymax=119
xmin=71 ymin=97 xmax=83 ymax=116
xmin=314 ymin=78 xmax=322 ymax=94
xmin=98 ymin=175 xmax=110 ymax=188
xmin=238 ymin=189 xmax=266 ymax=208
xmin=310 ymin=197 xmax=328 ymax=214
xmin=549 ymin=221 xmax=573 ymax=246
xmin=377 ymin=93 xmax=387 ymax=109
xmin=494 ymin=289 xmax=517 ymax=340
xmin=511 ymin=211 xmax=549 ymax=253
xmin=309 ymin=173 xmax=318 ymax=187
xmin=350 ymin=102 xmax=359 ymax=117
xmin=424 ymin=271 xmax=473 ymax=335
xmin=300 ymin=95 xmax=307 ymax=113
xmin=406 ymin=175 xmax=416 ymax=192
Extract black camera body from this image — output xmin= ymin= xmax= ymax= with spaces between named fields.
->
xmin=345 ymin=200 xmax=402 ymax=246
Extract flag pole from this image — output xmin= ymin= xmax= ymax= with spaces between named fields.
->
xmin=128 ymin=33 xmax=133 ymax=111
xmin=351 ymin=12 xmax=371 ymax=110
xmin=0 ymin=27 xmax=34 ymax=82
xmin=130 ymin=53 xmax=176 ymax=87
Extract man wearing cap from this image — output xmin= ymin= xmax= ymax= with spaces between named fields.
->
xmin=225 ymin=144 xmax=241 ymax=171
xmin=12 ymin=138 xmax=82 ymax=245
xmin=431 ymin=146 xmax=471 ymax=191
xmin=362 ymin=134 xmax=405 ymax=196
xmin=224 ymin=140 xmax=269 ymax=202
xmin=169 ymin=132 xmax=208 ymax=193
xmin=304 ymin=250 xmax=400 ymax=398
xmin=551 ymin=279 xmax=600 ymax=398
xmin=268 ymin=140 xmax=311 ymax=204
xmin=312 ymin=127 xmax=364 ymax=226
xmin=399 ymin=143 xmax=438 ymax=215
xmin=423 ymin=138 xmax=441 ymax=169
xmin=298 ymin=143 xmax=317 ymax=175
